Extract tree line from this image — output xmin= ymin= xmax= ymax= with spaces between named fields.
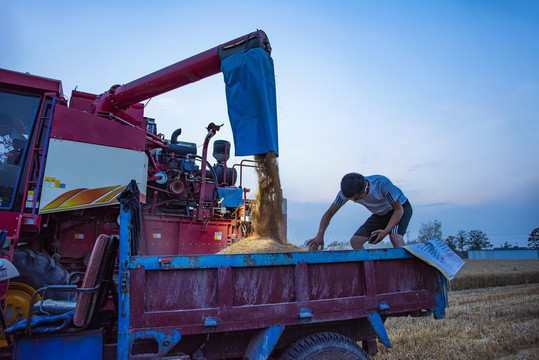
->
xmin=305 ymin=223 xmax=539 ymax=251
xmin=410 ymin=221 xmax=539 ymax=251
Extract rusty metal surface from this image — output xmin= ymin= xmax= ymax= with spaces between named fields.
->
xmin=117 ymin=204 xmax=448 ymax=359
xmin=126 ymin=250 xmax=440 ymax=336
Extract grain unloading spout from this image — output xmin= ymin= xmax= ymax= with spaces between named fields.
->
xmin=91 ymin=30 xmax=271 ymax=116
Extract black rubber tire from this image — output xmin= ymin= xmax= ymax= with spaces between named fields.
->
xmin=279 ymin=332 xmax=369 ymax=360
xmin=11 ymin=248 xmax=69 ymax=299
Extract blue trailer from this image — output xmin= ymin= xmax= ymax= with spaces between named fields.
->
xmin=1 ymin=187 xmax=448 ymax=360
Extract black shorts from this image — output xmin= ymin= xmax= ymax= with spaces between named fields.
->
xmin=354 ymin=201 xmax=413 ymax=237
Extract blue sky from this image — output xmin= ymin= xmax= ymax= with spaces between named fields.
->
xmin=2 ymin=1 xmax=538 ymax=247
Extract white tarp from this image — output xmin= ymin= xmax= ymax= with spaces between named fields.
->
xmin=404 ymin=239 xmax=465 ymax=280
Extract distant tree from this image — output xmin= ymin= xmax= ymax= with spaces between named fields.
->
xmin=418 ymin=220 xmax=442 ymax=243
xmin=327 ymin=241 xmax=341 ymax=248
xmin=445 ymin=235 xmax=457 ymax=251
xmin=467 ymin=230 xmax=493 ymax=250
xmin=528 ymin=228 xmax=539 ymax=249
xmin=327 ymin=241 xmax=350 ymax=248
xmin=455 ymin=230 xmax=468 ymax=252
xmin=405 ymin=239 xmax=421 ymax=245
xmin=501 ymin=241 xmax=513 ymax=249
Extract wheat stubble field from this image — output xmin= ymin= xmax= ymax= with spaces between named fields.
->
xmin=376 ymin=259 xmax=539 ymax=360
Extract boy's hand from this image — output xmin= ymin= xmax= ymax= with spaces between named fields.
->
xmin=307 ymin=236 xmax=324 ymax=251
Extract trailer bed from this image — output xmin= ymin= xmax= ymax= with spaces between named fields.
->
xmin=120 ymin=247 xmax=447 ymax=358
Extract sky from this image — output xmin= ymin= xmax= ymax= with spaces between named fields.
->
xmin=2 ymin=0 xmax=538 ymax=248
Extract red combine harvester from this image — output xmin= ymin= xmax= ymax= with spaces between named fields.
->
xmin=0 ymin=30 xmax=274 ymax=329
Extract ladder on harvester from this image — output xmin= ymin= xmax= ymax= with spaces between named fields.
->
xmin=19 ymin=93 xmax=57 ymax=231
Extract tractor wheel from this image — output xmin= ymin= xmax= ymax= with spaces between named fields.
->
xmin=4 ymin=248 xmax=69 ymax=326
xmin=3 ymin=282 xmax=42 ymax=327
xmin=279 ymin=332 xmax=369 ymax=360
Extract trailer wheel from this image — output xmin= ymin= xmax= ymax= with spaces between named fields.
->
xmin=4 ymin=249 xmax=69 ymax=326
xmin=280 ymin=332 xmax=368 ymax=360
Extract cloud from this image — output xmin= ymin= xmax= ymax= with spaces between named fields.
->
xmin=408 ymin=162 xmax=441 ymax=172
xmin=414 ymin=202 xmax=453 ymax=209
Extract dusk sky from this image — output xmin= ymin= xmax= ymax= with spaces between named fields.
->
xmin=2 ymin=1 xmax=538 ymax=247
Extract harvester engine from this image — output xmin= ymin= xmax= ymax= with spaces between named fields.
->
xmin=151 ymin=134 xmax=202 ymax=213
xmin=147 ymin=126 xmax=238 ymax=218
xmin=213 ymin=140 xmax=237 ymax=187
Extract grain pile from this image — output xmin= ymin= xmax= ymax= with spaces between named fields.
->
xmin=218 ymin=237 xmax=306 ymax=254
xmin=218 ymin=151 xmax=305 ymax=254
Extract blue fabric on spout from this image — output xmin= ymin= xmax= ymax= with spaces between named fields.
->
xmin=221 ymin=47 xmax=279 ymax=156
xmin=217 ymin=187 xmax=243 ymax=207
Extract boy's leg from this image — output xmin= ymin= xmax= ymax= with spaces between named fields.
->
xmin=350 ymin=235 xmax=369 ymax=250
xmin=390 ymin=201 xmax=412 ymax=248
xmin=389 ymin=233 xmax=405 ymax=248
xmin=350 ymin=214 xmax=380 ymax=249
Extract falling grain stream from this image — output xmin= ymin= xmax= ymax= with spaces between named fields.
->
xmin=218 ymin=151 xmax=305 ymax=254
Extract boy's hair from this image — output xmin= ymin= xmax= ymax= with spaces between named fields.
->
xmin=340 ymin=173 xmax=366 ymax=198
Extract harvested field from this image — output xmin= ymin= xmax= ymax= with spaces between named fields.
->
xmin=376 ymin=259 xmax=539 ymax=360
xmin=377 ymin=284 xmax=539 ymax=360
xmin=450 ymin=259 xmax=539 ymax=290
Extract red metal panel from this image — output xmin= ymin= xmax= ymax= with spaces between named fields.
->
xmin=225 ymin=302 xmax=303 ymax=324
xmin=128 ymin=256 xmax=441 ymax=337
xmin=231 ymin=266 xmax=296 ymax=306
xmin=130 ymin=289 xmax=438 ymax=336
xmin=140 ymin=216 xmax=235 ymax=256
xmin=217 ymin=266 xmax=233 ymax=309
xmin=59 ymin=220 xmax=118 ymax=259
xmin=69 ymin=90 xmax=97 ymax=112
xmin=295 ymin=262 xmax=309 ymax=303
xmin=197 ymin=183 xmax=217 ymax=203
xmin=376 ymin=289 xmax=436 ymax=313
xmin=363 ymin=260 xmax=377 ymax=296
xmin=129 ymin=268 xmax=146 ymax=327
xmin=141 ymin=218 xmax=178 ymax=255
xmin=178 ymin=222 xmax=230 ymax=255
xmin=144 ymin=268 xmax=218 ymax=311
xmin=374 ymin=258 xmax=427 ymax=293
xmin=309 ymin=262 xmax=366 ymax=300
xmin=0 ymin=212 xmax=19 ymax=237
xmin=50 ymin=105 xmax=146 ymax=150
xmin=60 ymin=224 xmax=97 ymax=259
xmin=0 ymin=68 xmax=63 ymax=95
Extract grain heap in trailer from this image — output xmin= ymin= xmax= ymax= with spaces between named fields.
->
xmin=0 ymin=30 xmax=452 ymax=360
